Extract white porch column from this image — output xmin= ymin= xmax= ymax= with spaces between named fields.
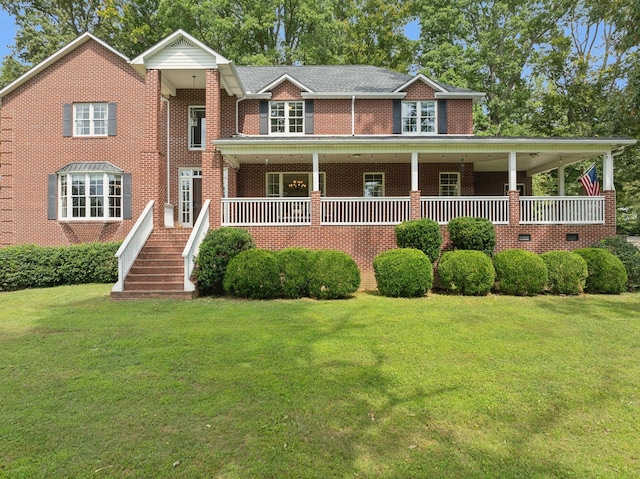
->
xmin=312 ymin=152 xmax=320 ymax=191
xmin=603 ymin=151 xmax=614 ymax=190
xmin=508 ymin=151 xmax=517 ymax=191
xmin=411 ymin=152 xmax=419 ymax=191
xmin=558 ymin=165 xmax=565 ymax=196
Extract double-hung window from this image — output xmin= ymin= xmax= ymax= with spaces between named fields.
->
xmin=439 ymin=172 xmax=460 ymax=196
xmin=402 ymin=101 xmax=437 ymax=134
xmin=189 ymin=106 xmax=206 ymax=149
xmin=266 ymin=172 xmax=325 ymax=197
xmin=270 ymin=101 xmax=304 ymax=134
xmin=74 ymin=103 xmax=108 ymax=136
xmin=363 ymin=173 xmax=385 ymax=197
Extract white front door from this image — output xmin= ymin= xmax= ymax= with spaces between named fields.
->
xmin=179 ymin=168 xmax=202 ymax=227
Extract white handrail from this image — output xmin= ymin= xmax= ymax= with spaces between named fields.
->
xmin=322 ymin=197 xmax=410 ymax=225
xmin=420 ymin=196 xmax=509 ymax=224
xmin=112 ymin=200 xmax=154 ymax=292
xmin=182 ymin=199 xmax=211 ymax=292
xmin=520 ymin=196 xmax=605 ymax=224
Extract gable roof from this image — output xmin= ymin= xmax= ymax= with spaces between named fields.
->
xmin=0 ymin=32 xmax=129 ymax=102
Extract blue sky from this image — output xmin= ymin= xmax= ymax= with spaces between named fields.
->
xmin=0 ymin=9 xmax=16 ymax=59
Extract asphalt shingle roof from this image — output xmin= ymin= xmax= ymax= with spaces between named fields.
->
xmin=236 ymin=65 xmax=476 ymax=95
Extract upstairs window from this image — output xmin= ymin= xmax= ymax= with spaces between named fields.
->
xmin=402 ymin=101 xmax=437 ymax=134
xmin=189 ymin=106 xmax=206 ymax=149
xmin=270 ymin=101 xmax=304 ymax=134
xmin=74 ymin=103 xmax=108 ymax=136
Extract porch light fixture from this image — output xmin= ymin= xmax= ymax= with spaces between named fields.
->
xmin=288 ymin=179 xmax=307 ymax=189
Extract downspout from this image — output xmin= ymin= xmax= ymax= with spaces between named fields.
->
xmin=351 ymin=95 xmax=355 ymax=136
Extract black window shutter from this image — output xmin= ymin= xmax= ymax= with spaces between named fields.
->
xmin=259 ymin=100 xmax=269 ymax=135
xmin=438 ymin=100 xmax=448 ymax=134
xmin=63 ymin=104 xmax=72 ymax=137
xmin=392 ymin=100 xmax=402 ymax=134
xmin=47 ymin=174 xmax=57 ymax=220
xmin=108 ymin=103 xmax=117 ymax=136
xmin=123 ymin=173 xmax=132 ymax=219
xmin=305 ymin=100 xmax=314 ymax=134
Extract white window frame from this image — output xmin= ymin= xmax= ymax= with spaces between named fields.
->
xmin=74 ymin=103 xmax=108 ymax=137
xmin=363 ymin=172 xmax=385 ymax=197
xmin=269 ymin=101 xmax=305 ymax=135
xmin=402 ymin=100 xmax=437 ymax=135
xmin=58 ymin=172 xmax=123 ymax=220
xmin=265 ymin=172 xmax=326 ymax=197
xmin=439 ymin=172 xmax=460 ymax=196
xmin=189 ymin=106 xmax=206 ymax=150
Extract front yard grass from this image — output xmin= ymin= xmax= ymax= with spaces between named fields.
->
xmin=1 ymin=285 xmax=639 ymax=478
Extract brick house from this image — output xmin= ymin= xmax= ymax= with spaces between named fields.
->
xmin=0 ymin=30 xmax=635 ymax=297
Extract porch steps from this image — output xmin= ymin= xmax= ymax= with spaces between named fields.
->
xmin=111 ymin=228 xmax=196 ymax=300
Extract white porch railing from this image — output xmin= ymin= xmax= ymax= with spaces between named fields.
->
xmin=112 ymin=200 xmax=154 ymax=292
xmin=222 ymin=198 xmax=311 ymax=226
xmin=520 ymin=196 xmax=605 ymax=224
xmin=182 ymin=199 xmax=211 ymax=292
xmin=420 ymin=196 xmax=510 ymax=225
xmin=322 ymin=197 xmax=411 ymax=225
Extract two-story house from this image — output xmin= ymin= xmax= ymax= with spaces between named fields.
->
xmin=0 ymin=30 xmax=635 ymax=297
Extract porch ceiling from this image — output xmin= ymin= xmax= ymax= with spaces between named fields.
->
xmin=215 ymin=136 xmax=636 ymax=174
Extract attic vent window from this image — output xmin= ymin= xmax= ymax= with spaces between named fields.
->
xmin=169 ymin=39 xmax=197 ymax=49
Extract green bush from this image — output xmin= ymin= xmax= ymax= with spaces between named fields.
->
xmin=574 ymin=248 xmax=628 ymax=294
xmin=223 ymin=249 xmax=282 ymax=299
xmin=0 ymin=242 xmax=120 ymax=291
xmin=437 ymin=250 xmax=496 ymax=296
xmin=196 ymin=227 xmax=255 ymax=294
xmin=373 ymin=248 xmax=433 ymax=297
xmin=276 ymin=247 xmax=313 ymax=299
xmin=592 ymin=236 xmax=640 ymax=291
xmin=395 ymin=218 xmax=443 ymax=262
xmin=308 ymin=250 xmax=360 ymax=299
xmin=541 ymin=251 xmax=588 ymax=295
xmin=493 ymin=249 xmax=548 ymax=296
xmin=447 ymin=217 xmax=497 ymax=256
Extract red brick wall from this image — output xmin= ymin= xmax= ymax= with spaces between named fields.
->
xmin=474 ymin=171 xmax=533 ymax=196
xmin=0 ymin=39 xmax=146 ymax=246
xmin=447 ymin=99 xmax=473 ymax=135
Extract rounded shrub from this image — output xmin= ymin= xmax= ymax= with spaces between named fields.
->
xmin=308 ymin=250 xmax=360 ymax=299
xmin=395 ymin=218 xmax=443 ymax=262
xmin=592 ymin=236 xmax=640 ymax=291
xmin=196 ymin=227 xmax=255 ymax=294
xmin=493 ymin=249 xmax=548 ymax=296
xmin=574 ymin=248 xmax=628 ymax=294
xmin=276 ymin=247 xmax=313 ymax=298
xmin=437 ymin=250 xmax=496 ymax=296
xmin=373 ymin=248 xmax=433 ymax=297
xmin=447 ymin=217 xmax=497 ymax=256
xmin=223 ymin=249 xmax=282 ymax=299
xmin=540 ymin=251 xmax=588 ymax=295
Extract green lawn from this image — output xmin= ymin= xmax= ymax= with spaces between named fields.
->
xmin=1 ymin=285 xmax=639 ymax=478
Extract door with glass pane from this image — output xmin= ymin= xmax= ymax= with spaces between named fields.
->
xmin=179 ymin=168 xmax=202 ymax=227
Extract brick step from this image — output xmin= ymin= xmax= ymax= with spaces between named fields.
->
xmin=111 ymin=290 xmax=196 ymax=300
xmin=129 ymin=265 xmax=183 ymax=275
xmin=137 ymin=250 xmax=184 ymax=260
xmin=126 ymin=272 xmax=183 ymax=282
xmin=140 ymin=244 xmax=186 ymax=253
xmin=123 ymin=280 xmax=184 ymax=291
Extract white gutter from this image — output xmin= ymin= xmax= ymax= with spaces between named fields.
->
xmin=351 ymin=95 xmax=355 ymax=136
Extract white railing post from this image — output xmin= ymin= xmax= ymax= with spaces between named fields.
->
xmin=182 ymin=199 xmax=211 ymax=292
xmin=112 ymin=200 xmax=155 ymax=292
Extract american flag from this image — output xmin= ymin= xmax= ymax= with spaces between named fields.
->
xmin=579 ymin=163 xmax=601 ymax=196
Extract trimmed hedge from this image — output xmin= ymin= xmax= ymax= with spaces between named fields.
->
xmin=196 ymin=227 xmax=255 ymax=294
xmin=373 ymin=248 xmax=433 ymax=298
xmin=308 ymin=250 xmax=360 ymax=299
xmin=0 ymin=242 xmax=120 ymax=291
xmin=592 ymin=236 xmax=640 ymax=291
xmin=223 ymin=249 xmax=282 ymax=299
xmin=493 ymin=249 xmax=548 ymax=296
xmin=574 ymin=248 xmax=628 ymax=294
xmin=437 ymin=250 xmax=496 ymax=296
xmin=276 ymin=247 xmax=313 ymax=299
xmin=395 ymin=218 xmax=443 ymax=262
xmin=541 ymin=251 xmax=588 ymax=295
xmin=447 ymin=217 xmax=497 ymax=256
